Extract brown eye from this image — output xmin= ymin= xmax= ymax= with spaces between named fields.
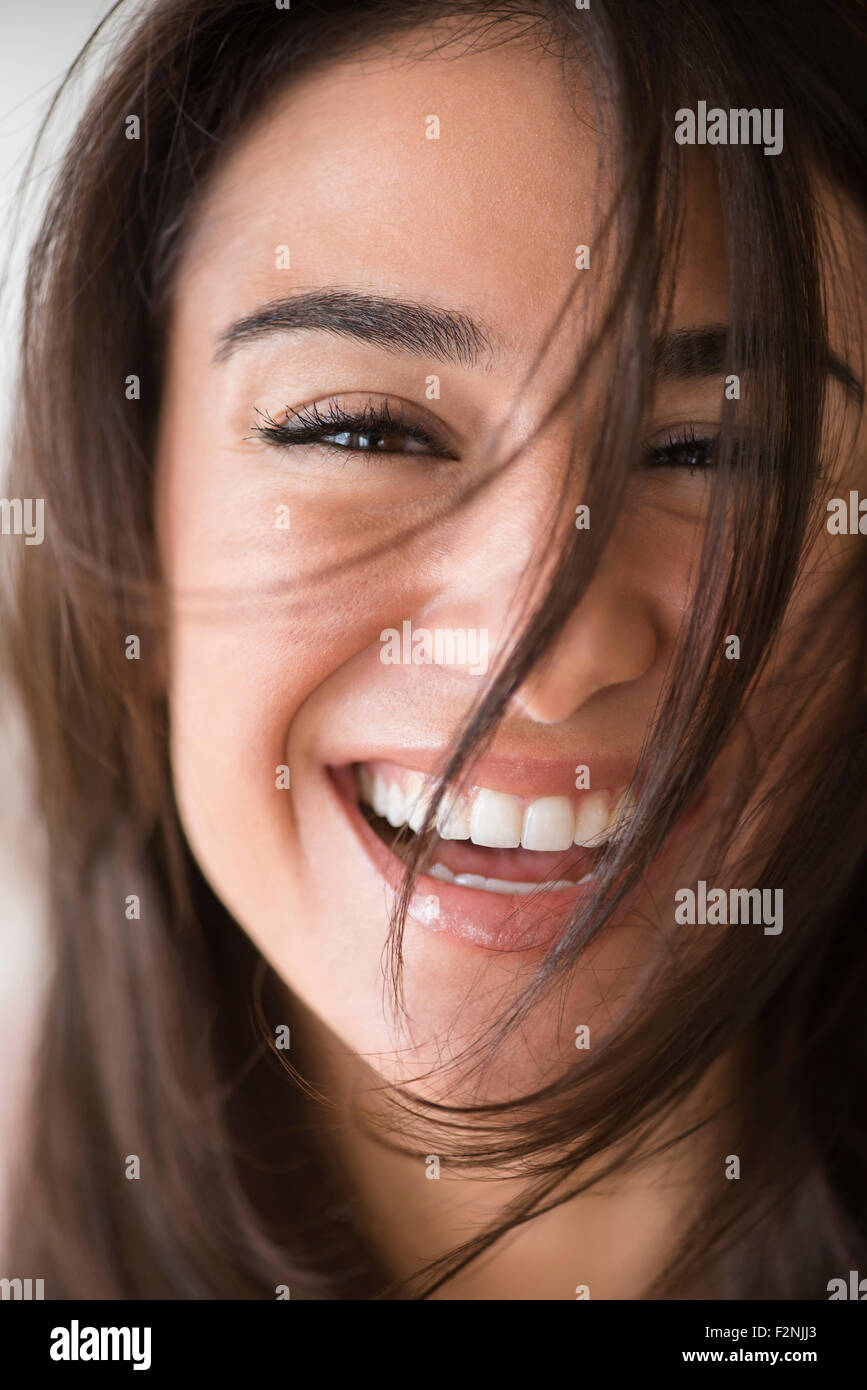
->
xmin=252 ymin=398 xmax=458 ymax=461
xmin=325 ymin=426 xmax=430 ymax=454
xmin=643 ymin=431 xmax=718 ymax=474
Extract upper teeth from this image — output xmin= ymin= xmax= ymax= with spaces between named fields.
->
xmin=356 ymin=765 xmax=634 ymax=850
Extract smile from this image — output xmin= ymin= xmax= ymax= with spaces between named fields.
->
xmin=328 ymin=753 xmax=664 ymax=953
xmin=355 ymin=759 xmax=635 ymax=893
xmin=328 ymin=753 xmax=710 ymax=952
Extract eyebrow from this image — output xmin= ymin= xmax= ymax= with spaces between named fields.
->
xmin=213 ymin=288 xmax=494 ymax=368
xmin=214 ymin=293 xmax=863 ymax=406
xmin=650 ymin=324 xmax=863 ymax=404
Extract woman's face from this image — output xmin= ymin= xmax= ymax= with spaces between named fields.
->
xmin=155 ymin=28 xmax=864 ymax=1099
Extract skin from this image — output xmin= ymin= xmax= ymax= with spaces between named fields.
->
xmin=155 ymin=25 xmax=866 ymax=1295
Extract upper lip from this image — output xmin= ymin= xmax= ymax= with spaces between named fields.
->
xmin=329 ymin=747 xmax=639 ymax=798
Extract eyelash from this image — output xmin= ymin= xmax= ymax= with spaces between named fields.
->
xmin=644 ymin=427 xmax=720 ymax=474
xmin=252 ymin=401 xmax=720 ymax=473
xmin=251 ymin=399 xmax=456 ymax=461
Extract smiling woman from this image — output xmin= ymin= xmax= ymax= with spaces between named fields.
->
xmin=2 ymin=0 xmax=867 ymax=1303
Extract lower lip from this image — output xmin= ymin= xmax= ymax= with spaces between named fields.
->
xmin=329 ymin=765 xmax=707 ymax=954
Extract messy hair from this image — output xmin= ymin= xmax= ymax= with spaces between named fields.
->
xmin=3 ymin=0 xmax=867 ymax=1297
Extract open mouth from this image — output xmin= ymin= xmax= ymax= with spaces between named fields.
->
xmin=328 ymin=758 xmax=645 ymax=952
xmin=352 ymin=759 xmax=634 ymax=894
xmin=328 ymin=754 xmax=709 ymax=953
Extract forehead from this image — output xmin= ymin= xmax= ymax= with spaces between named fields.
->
xmin=170 ymin=29 xmax=728 ymax=362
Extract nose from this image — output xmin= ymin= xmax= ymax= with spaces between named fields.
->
xmin=420 ymin=403 xmax=662 ymax=722
xmin=509 ymin=544 xmax=659 ymax=724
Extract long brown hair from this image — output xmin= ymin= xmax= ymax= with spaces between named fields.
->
xmin=3 ymin=0 xmax=867 ymax=1298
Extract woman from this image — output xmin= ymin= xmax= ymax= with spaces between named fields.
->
xmin=3 ymin=0 xmax=866 ymax=1299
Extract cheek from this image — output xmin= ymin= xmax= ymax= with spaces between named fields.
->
xmin=619 ymin=489 xmax=708 ymax=624
xmin=164 ymin=590 xmax=307 ymax=940
xmin=753 ymin=525 xmax=860 ymax=726
xmin=154 ymin=431 xmax=425 ymax=954
xmin=155 ymin=426 xmax=320 ymax=940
